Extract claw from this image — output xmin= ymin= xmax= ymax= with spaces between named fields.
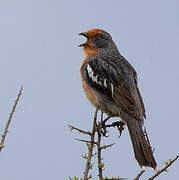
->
xmin=117 ymin=121 xmax=125 ymax=137
xmin=101 ymin=120 xmax=108 ymax=137
xmin=99 ymin=115 xmax=113 ymax=136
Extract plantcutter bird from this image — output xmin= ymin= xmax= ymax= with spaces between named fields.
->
xmin=79 ymin=28 xmax=157 ymax=169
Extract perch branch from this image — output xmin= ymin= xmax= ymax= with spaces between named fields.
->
xmin=133 ymin=169 xmax=145 ymax=180
xmin=0 ymin=86 xmax=23 ymax=152
xmin=148 ymin=155 xmax=179 ymax=180
xmin=100 ymin=143 xmax=115 ymax=150
xmin=96 ymin=112 xmax=103 ymax=180
xmin=83 ymin=108 xmax=98 ymax=180
xmin=74 ymin=138 xmax=97 ymax=145
xmin=69 ymin=125 xmax=91 ymax=136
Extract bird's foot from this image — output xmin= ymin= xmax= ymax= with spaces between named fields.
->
xmin=115 ymin=121 xmax=125 ymax=137
xmin=100 ymin=115 xmax=113 ymax=136
xmin=104 ymin=120 xmax=125 ymax=137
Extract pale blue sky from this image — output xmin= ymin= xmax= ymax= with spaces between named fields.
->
xmin=0 ymin=0 xmax=178 ymax=179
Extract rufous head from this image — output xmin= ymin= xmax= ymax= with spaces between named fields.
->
xmin=79 ymin=28 xmax=113 ymax=49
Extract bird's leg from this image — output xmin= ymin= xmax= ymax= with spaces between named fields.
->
xmin=100 ymin=113 xmax=114 ymax=136
xmin=116 ymin=121 xmax=125 ymax=137
xmin=104 ymin=121 xmax=125 ymax=137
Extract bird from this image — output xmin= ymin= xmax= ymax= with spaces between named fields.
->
xmin=79 ymin=28 xmax=157 ymax=169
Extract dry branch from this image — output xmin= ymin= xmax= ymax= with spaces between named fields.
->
xmin=148 ymin=155 xmax=179 ymax=180
xmin=100 ymin=143 xmax=115 ymax=150
xmin=97 ymin=112 xmax=103 ymax=179
xmin=97 ymin=128 xmax=103 ymax=179
xmin=69 ymin=125 xmax=91 ymax=136
xmin=0 ymin=86 xmax=23 ymax=152
xmin=83 ymin=108 xmax=98 ymax=180
xmin=74 ymin=138 xmax=97 ymax=145
xmin=133 ymin=169 xmax=145 ymax=180
xmin=70 ymin=108 xmax=178 ymax=180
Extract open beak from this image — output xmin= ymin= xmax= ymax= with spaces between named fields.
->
xmin=78 ymin=32 xmax=88 ymax=47
xmin=79 ymin=32 xmax=88 ymax=38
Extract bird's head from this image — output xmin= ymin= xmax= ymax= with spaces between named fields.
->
xmin=79 ymin=28 xmax=113 ymax=57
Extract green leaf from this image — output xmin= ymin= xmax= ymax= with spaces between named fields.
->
xmin=164 ymin=161 xmax=169 ymax=165
xmin=88 ymin=174 xmax=92 ymax=179
xmin=89 ymin=163 xmax=93 ymax=169
xmin=81 ymin=153 xmax=88 ymax=159
xmin=69 ymin=127 xmax=74 ymax=131
xmin=100 ymin=162 xmax=105 ymax=168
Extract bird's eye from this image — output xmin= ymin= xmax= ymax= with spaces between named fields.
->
xmin=97 ymin=33 xmax=106 ymax=40
xmin=94 ymin=38 xmax=108 ymax=48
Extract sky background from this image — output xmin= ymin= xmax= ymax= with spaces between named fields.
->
xmin=0 ymin=0 xmax=178 ymax=180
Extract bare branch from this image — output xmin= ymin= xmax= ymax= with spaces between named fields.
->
xmin=69 ymin=125 xmax=91 ymax=136
xmin=148 ymin=155 xmax=179 ymax=180
xmin=83 ymin=108 xmax=98 ymax=180
xmin=97 ymin=112 xmax=103 ymax=180
xmin=0 ymin=86 xmax=23 ymax=152
xmin=70 ymin=108 xmax=178 ymax=180
xmin=74 ymin=138 xmax=97 ymax=145
xmin=100 ymin=143 xmax=115 ymax=150
xmin=133 ymin=169 xmax=145 ymax=180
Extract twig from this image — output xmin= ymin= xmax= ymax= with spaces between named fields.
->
xmin=148 ymin=155 xmax=179 ymax=180
xmin=133 ymin=169 xmax=145 ymax=180
xmin=83 ymin=108 xmax=98 ymax=180
xmin=0 ymin=86 xmax=23 ymax=152
xmin=69 ymin=125 xmax=91 ymax=136
xmin=97 ymin=128 xmax=103 ymax=179
xmin=100 ymin=143 xmax=115 ymax=150
xmin=74 ymin=138 xmax=97 ymax=145
xmin=97 ymin=112 xmax=103 ymax=180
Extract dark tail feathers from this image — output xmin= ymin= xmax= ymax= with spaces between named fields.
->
xmin=127 ymin=119 xmax=157 ymax=169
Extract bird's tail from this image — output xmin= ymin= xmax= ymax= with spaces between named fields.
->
xmin=126 ymin=118 xmax=157 ymax=169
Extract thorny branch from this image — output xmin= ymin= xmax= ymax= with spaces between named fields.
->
xmin=147 ymin=155 xmax=179 ymax=180
xmin=96 ymin=112 xmax=103 ymax=180
xmin=133 ymin=169 xmax=145 ymax=180
xmin=74 ymin=138 xmax=97 ymax=145
xmin=70 ymin=109 xmax=178 ymax=180
xmin=83 ymin=108 xmax=98 ymax=180
xmin=100 ymin=143 xmax=115 ymax=150
xmin=133 ymin=132 xmax=178 ymax=180
xmin=0 ymin=86 xmax=23 ymax=152
xmin=133 ymin=129 xmax=179 ymax=180
xmin=69 ymin=125 xmax=91 ymax=136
